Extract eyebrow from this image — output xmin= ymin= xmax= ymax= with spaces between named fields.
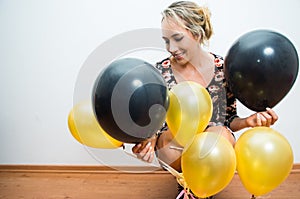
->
xmin=162 ymin=33 xmax=184 ymax=40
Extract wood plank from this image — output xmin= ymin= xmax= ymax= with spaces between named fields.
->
xmin=217 ymin=167 xmax=300 ymax=199
xmin=0 ymin=164 xmax=299 ymax=199
xmin=0 ymin=165 xmax=178 ymax=199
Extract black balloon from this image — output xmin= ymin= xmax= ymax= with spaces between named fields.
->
xmin=92 ymin=58 xmax=169 ymax=143
xmin=225 ymin=30 xmax=299 ymax=111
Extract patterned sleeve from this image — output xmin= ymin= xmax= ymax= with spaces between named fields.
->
xmin=154 ymin=59 xmax=171 ymax=134
xmin=224 ymin=81 xmax=239 ymax=128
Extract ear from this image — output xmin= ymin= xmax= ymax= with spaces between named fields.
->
xmin=194 ymin=33 xmax=202 ymax=43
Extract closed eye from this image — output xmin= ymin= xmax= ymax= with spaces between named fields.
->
xmin=174 ymin=36 xmax=183 ymax=42
xmin=162 ymin=37 xmax=170 ymax=45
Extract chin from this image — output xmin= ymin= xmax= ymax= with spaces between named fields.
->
xmin=176 ymin=57 xmax=189 ymax=66
xmin=171 ymin=55 xmax=185 ymax=63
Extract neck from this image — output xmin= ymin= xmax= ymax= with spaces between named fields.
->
xmin=190 ymin=47 xmax=212 ymax=68
xmin=170 ymin=47 xmax=215 ymax=87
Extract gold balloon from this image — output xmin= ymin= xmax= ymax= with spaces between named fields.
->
xmin=166 ymin=81 xmax=212 ymax=146
xmin=181 ymin=132 xmax=236 ymax=198
xmin=235 ymin=127 xmax=293 ymax=196
xmin=68 ymin=101 xmax=123 ymax=149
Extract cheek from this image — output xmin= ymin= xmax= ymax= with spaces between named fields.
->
xmin=188 ymin=41 xmax=200 ymax=52
xmin=182 ymin=37 xmax=197 ymax=49
xmin=176 ymin=41 xmax=189 ymax=51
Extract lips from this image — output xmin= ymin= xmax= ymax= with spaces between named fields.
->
xmin=173 ymin=52 xmax=184 ymax=60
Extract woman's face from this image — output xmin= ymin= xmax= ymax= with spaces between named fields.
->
xmin=161 ymin=17 xmax=200 ymax=65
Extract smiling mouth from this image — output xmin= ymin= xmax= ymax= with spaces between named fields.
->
xmin=173 ymin=52 xmax=184 ymax=60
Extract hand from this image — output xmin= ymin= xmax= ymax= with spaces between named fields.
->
xmin=246 ymin=107 xmax=278 ymax=127
xmin=132 ymin=136 xmax=157 ymax=163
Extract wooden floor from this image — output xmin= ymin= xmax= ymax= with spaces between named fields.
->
xmin=0 ymin=164 xmax=299 ymax=199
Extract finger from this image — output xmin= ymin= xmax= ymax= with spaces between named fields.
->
xmin=266 ymin=107 xmax=279 ymax=124
xmin=259 ymin=113 xmax=267 ymax=126
xmin=139 ymin=142 xmax=151 ymax=158
xmin=148 ymin=151 xmax=155 ymax=163
xmin=260 ymin=112 xmax=272 ymax=127
xmin=142 ymin=146 xmax=153 ymax=162
xmin=132 ymin=143 xmax=142 ymax=154
xmin=256 ymin=113 xmax=262 ymax=126
xmin=145 ymin=147 xmax=155 ymax=163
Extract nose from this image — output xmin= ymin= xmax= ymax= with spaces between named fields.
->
xmin=167 ymin=41 xmax=179 ymax=53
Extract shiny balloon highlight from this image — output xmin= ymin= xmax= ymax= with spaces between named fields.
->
xmin=166 ymin=81 xmax=212 ymax=146
xmin=181 ymin=132 xmax=236 ymax=198
xmin=93 ymin=58 xmax=169 ymax=143
xmin=235 ymin=127 xmax=293 ymax=196
xmin=225 ymin=30 xmax=299 ymax=111
xmin=68 ymin=101 xmax=123 ymax=149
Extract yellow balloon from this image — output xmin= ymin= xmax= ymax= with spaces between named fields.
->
xmin=68 ymin=101 xmax=123 ymax=149
xmin=166 ymin=81 xmax=212 ymax=146
xmin=181 ymin=132 xmax=236 ymax=198
xmin=235 ymin=127 xmax=293 ymax=196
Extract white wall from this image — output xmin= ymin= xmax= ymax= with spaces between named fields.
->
xmin=0 ymin=0 xmax=299 ymax=166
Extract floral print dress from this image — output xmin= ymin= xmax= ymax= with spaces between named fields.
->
xmin=155 ymin=53 xmax=237 ymax=130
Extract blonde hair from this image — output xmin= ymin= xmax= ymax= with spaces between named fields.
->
xmin=162 ymin=1 xmax=213 ymax=45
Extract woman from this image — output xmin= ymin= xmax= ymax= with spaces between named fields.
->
xmin=133 ymin=0 xmax=278 ymax=172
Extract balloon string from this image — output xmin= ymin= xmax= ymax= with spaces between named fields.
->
xmin=157 ymin=159 xmax=196 ymax=199
xmin=176 ymin=189 xmax=196 ymax=199
xmin=169 ymin=145 xmax=184 ymax=151
xmin=176 ymin=189 xmax=185 ymax=199
xmin=121 ymin=144 xmax=161 ymax=167
xmin=157 ymin=158 xmax=183 ymax=181
xmin=122 ymin=145 xmax=185 ymax=187
xmin=122 ymin=145 xmax=195 ymax=198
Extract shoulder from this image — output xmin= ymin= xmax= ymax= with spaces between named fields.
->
xmin=210 ymin=53 xmax=224 ymax=68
